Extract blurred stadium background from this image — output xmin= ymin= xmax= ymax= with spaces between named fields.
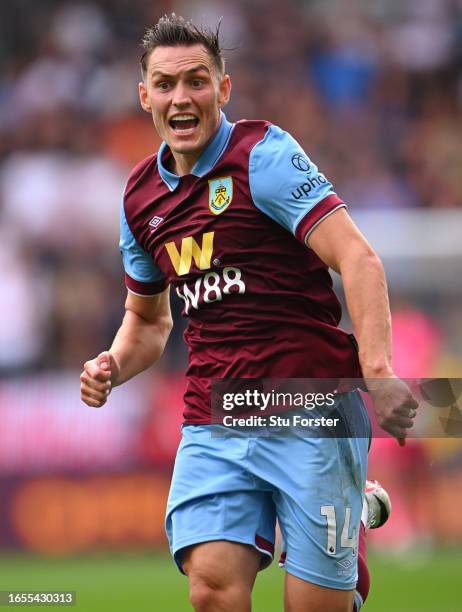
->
xmin=0 ymin=0 xmax=461 ymax=610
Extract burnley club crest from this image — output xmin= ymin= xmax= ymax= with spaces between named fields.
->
xmin=208 ymin=177 xmax=233 ymax=215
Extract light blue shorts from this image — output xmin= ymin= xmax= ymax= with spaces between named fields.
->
xmin=165 ymin=390 xmax=370 ymax=590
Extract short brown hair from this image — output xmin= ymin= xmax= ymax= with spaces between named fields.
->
xmin=140 ymin=13 xmax=225 ymax=79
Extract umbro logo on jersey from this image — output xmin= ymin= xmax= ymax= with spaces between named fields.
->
xmin=209 ymin=177 xmax=233 ymax=215
xmin=149 ymin=216 xmax=164 ymax=231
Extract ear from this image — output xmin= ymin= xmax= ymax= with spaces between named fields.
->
xmin=138 ymin=81 xmax=152 ymax=113
xmin=217 ymin=74 xmax=231 ymax=109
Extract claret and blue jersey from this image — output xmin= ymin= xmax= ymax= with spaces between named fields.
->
xmin=120 ymin=112 xmax=362 ymax=422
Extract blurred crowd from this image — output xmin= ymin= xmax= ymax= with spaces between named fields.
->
xmin=0 ymin=0 xmax=461 ymax=374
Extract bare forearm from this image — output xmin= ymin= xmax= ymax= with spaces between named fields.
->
xmin=110 ymin=309 xmax=172 ymax=386
xmin=307 ymin=208 xmax=417 ymax=440
xmin=81 ymin=289 xmax=172 ymax=407
xmin=341 ymin=251 xmax=393 ymax=379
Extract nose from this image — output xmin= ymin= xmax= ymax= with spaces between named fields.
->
xmin=172 ymin=82 xmax=192 ymax=108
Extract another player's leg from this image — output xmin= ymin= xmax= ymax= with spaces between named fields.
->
xmin=182 ymin=541 xmax=260 ymax=612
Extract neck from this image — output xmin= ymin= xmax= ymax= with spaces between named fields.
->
xmin=172 ymin=152 xmax=199 ymax=177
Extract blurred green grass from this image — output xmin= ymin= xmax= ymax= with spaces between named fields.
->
xmin=0 ymin=549 xmax=461 ymax=611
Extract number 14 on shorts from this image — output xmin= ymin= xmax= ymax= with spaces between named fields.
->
xmin=320 ymin=506 xmax=357 ymax=555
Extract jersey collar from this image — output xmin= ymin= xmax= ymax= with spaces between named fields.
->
xmin=157 ymin=111 xmax=234 ymax=191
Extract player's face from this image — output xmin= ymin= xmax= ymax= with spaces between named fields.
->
xmin=139 ymin=44 xmax=231 ymax=173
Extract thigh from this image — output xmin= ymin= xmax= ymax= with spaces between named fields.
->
xmin=166 ymin=425 xmax=276 ymax=573
xmin=284 ymin=573 xmax=354 ymax=612
xmin=183 ymin=541 xmax=261 ymax=612
xmin=276 ymin=435 xmax=367 ymax=590
xmin=252 ymin=392 xmax=370 ymax=590
xmin=183 ymin=540 xmax=261 ymax=590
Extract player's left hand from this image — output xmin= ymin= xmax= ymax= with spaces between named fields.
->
xmin=367 ymin=376 xmax=418 ymax=442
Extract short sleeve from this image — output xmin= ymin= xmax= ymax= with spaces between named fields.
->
xmin=248 ymin=125 xmax=346 ymax=244
xmin=119 ymin=202 xmax=167 ymax=296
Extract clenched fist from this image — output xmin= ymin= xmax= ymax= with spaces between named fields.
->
xmin=80 ymin=351 xmax=118 ymax=407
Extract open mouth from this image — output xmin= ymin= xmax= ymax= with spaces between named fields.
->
xmin=169 ymin=114 xmax=199 ymax=132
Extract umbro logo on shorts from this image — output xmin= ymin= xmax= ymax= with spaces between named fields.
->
xmin=337 ymin=558 xmax=353 ymax=569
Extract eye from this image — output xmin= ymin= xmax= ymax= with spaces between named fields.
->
xmin=156 ymin=81 xmax=171 ymax=91
xmin=191 ymin=79 xmax=204 ymax=88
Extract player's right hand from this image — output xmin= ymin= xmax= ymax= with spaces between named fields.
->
xmin=367 ymin=376 xmax=418 ymax=443
xmin=80 ymin=351 xmax=117 ymax=408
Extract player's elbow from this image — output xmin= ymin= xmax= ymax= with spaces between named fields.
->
xmin=143 ymin=314 xmax=173 ymax=365
xmin=152 ymin=312 xmax=173 ymax=350
xmin=340 ymin=244 xmax=385 ymax=280
xmin=159 ymin=312 xmax=174 ymax=340
xmin=361 ymin=247 xmax=384 ymax=274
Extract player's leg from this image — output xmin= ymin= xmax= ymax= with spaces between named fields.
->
xmin=354 ymin=523 xmax=369 ymax=611
xmin=282 ymin=506 xmax=382 ymax=612
xmin=273 ymin=433 xmax=367 ymax=612
xmin=280 ymin=465 xmax=392 ymax=610
xmin=353 ymin=479 xmax=392 ymax=610
xmin=165 ymin=425 xmax=276 ymax=608
xmin=253 ymin=391 xmax=370 ymax=612
xmin=284 ymin=574 xmax=354 ymax=612
xmin=182 ymin=540 xmax=260 ymax=611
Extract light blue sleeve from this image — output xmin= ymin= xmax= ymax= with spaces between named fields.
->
xmin=248 ymin=125 xmax=338 ymax=236
xmin=119 ymin=202 xmax=165 ymax=284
